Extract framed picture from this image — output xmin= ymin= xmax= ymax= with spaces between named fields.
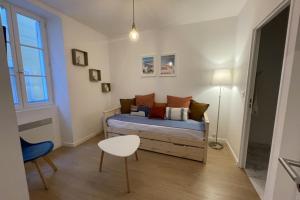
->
xmin=160 ymin=54 xmax=176 ymax=76
xmin=142 ymin=55 xmax=155 ymax=77
xmin=102 ymin=83 xmax=111 ymax=93
xmin=72 ymin=49 xmax=88 ymax=66
xmin=89 ymin=69 xmax=101 ymax=82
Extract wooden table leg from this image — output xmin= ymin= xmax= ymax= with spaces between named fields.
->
xmin=99 ymin=151 xmax=104 ymax=172
xmin=125 ymin=157 xmax=130 ymax=193
xmin=33 ymin=160 xmax=48 ymax=190
xmin=43 ymin=156 xmax=58 ymax=172
xmin=135 ymin=151 xmax=139 ymax=161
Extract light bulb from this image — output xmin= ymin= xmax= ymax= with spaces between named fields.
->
xmin=129 ymin=27 xmax=139 ymax=42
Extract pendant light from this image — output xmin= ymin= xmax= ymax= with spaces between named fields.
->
xmin=129 ymin=0 xmax=139 ymax=42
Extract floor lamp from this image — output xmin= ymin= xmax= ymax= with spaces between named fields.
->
xmin=209 ymin=69 xmax=232 ymax=150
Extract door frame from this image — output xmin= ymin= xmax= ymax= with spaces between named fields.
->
xmin=239 ymin=0 xmax=291 ymax=169
xmin=239 ymin=0 xmax=300 ymax=198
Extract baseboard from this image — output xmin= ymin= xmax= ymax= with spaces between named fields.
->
xmin=208 ymin=137 xmax=239 ymax=164
xmin=63 ymin=132 xmax=102 ymax=147
xmin=224 ymin=139 xmax=239 ymax=163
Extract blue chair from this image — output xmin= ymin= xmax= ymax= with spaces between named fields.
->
xmin=20 ymin=138 xmax=58 ymax=190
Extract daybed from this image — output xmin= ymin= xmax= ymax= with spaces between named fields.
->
xmin=103 ymin=107 xmax=209 ymax=163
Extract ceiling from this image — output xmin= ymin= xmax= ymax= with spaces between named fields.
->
xmin=39 ymin=0 xmax=247 ymax=38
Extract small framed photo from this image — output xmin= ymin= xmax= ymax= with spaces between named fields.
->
xmin=142 ymin=55 xmax=155 ymax=77
xmin=160 ymin=54 xmax=176 ymax=76
xmin=89 ymin=69 xmax=101 ymax=82
xmin=72 ymin=49 xmax=88 ymax=66
xmin=102 ymin=83 xmax=111 ymax=93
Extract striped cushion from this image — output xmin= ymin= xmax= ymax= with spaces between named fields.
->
xmin=166 ymin=107 xmax=188 ymax=121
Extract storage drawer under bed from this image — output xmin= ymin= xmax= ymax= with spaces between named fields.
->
xmin=107 ymin=132 xmax=205 ymax=162
xmin=107 ymin=127 xmax=206 ymax=148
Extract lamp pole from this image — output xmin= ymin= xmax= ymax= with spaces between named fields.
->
xmin=209 ymin=86 xmax=224 ymax=150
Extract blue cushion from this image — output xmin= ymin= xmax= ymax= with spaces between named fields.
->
xmin=21 ymin=141 xmax=54 ymax=163
xmin=138 ymin=106 xmax=150 ymax=117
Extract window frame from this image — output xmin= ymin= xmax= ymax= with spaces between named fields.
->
xmin=0 ymin=1 xmax=53 ymax=110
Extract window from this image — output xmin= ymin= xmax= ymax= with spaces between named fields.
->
xmin=0 ymin=2 xmax=52 ymax=109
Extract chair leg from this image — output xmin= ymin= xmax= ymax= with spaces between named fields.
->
xmin=43 ymin=156 xmax=58 ymax=172
xmin=135 ymin=151 xmax=139 ymax=161
xmin=99 ymin=151 xmax=104 ymax=172
xmin=32 ymin=160 xmax=48 ymax=190
xmin=125 ymin=157 xmax=130 ymax=193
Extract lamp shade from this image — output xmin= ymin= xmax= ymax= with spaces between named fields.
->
xmin=212 ymin=69 xmax=232 ymax=86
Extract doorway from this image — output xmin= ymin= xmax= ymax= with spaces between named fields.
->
xmin=244 ymin=5 xmax=290 ymax=198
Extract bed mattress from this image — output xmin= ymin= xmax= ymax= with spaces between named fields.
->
xmin=107 ymin=114 xmax=205 ymax=144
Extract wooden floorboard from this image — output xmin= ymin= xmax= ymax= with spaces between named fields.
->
xmin=26 ymin=135 xmax=259 ymax=200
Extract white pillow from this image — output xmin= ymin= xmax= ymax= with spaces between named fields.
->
xmin=165 ymin=107 xmax=188 ymax=121
xmin=130 ymin=111 xmax=146 ymax=117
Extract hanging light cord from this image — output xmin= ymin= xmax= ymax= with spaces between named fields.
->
xmin=132 ymin=0 xmax=135 ymax=28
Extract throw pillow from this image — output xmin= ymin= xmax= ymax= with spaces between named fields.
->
xmin=131 ymin=105 xmax=138 ymax=112
xmin=189 ymin=100 xmax=209 ymax=121
xmin=166 ymin=107 xmax=188 ymax=121
xmin=167 ymin=95 xmax=192 ymax=108
xmin=149 ymin=106 xmax=166 ymax=119
xmin=154 ymin=102 xmax=167 ymax=107
xmin=120 ymin=98 xmax=135 ymax=114
xmin=130 ymin=111 xmax=146 ymax=117
xmin=138 ymin=106 xmax=150 ymax=117
xmin=135 ymin=93 xmax=155 ymax=108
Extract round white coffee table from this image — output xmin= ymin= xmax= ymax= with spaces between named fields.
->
xmin=98 ymin=135 xmax=140 ymax=193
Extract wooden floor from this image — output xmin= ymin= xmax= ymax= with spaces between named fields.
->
xmin=26 ymin=135 xmax=259 ymax=200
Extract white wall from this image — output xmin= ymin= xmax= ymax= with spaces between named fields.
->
xmin=61 ymin=15 xmax=111 ymax=145
xmin=39 ymin=1 xmax=112 ymax=146
xmin=228 ymin=0 xmax=290 ymax=160
xmin=228 ymin=0 xmax=300 ymax=199
xmin=109 ymin=17 xmax=237 ymax=140
xmin=46 ymin=13 xmax=74 ymax=145
xmin=0 ymin=19 xmax=29 ymax=200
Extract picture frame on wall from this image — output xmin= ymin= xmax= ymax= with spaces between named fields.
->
xmin=72 ymin=49 xmax=88 ymax=66
xmin=89 ymin=69 xmax=101 ymax=82
xmin=141 ymin=55 xmax=156 ymax=77
xmin=102 ymin=83 xmax=111 ymax=93
xmin=160 ymin=54 xmax=176 ymax=77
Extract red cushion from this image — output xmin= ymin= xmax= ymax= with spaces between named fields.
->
xmin=149 ymin=106 xmax=166 ymax=119
xmin=167 ymin=95 xmax=192 ymax=108
xmin=135 ymin=93 xmax=155 ymax=108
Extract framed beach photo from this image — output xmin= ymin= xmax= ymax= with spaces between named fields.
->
xmin=141 ymin=55 xmax=156 ymax=77
xmin=160 ymin=54 xmax=176 ymax=76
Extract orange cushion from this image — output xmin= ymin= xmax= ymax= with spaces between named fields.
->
xmin=135 ymin=93 xmax=155 ymax=108
xmin=154 ymin=102 xmax=167 ymax=107
xmin=167 ymin=95 xmax=192 ymax=108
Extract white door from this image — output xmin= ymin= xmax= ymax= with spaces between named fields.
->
xmin=264 ymin=0 xmax=300 ymax=199
xmin=270 ymin=31 xmax=300 ymax=199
